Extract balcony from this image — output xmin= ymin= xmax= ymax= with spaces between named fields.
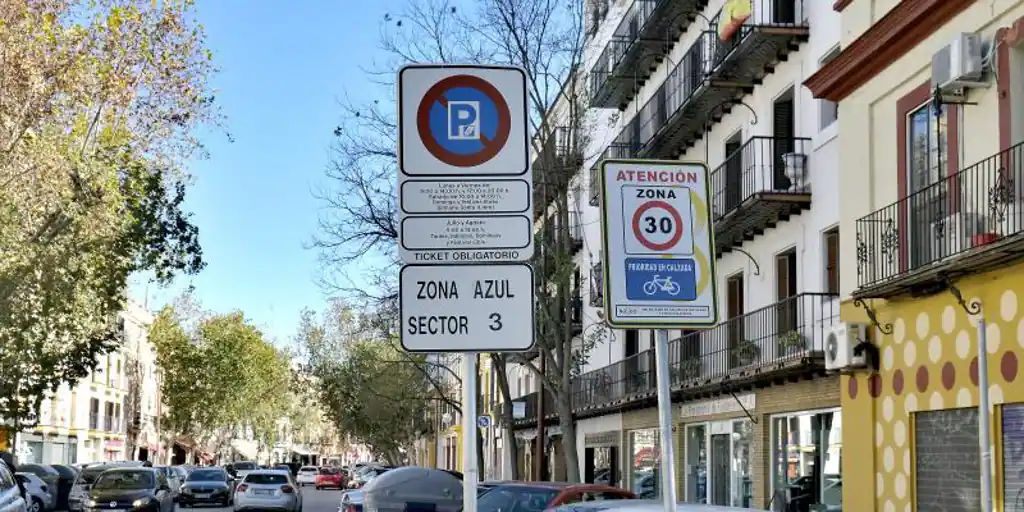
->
xmin=607 ymin=1 xmax=809 ymax=160
xmin=571 ymin=292 xmax=837 ymax=416
xmin=533 ymin=127 xmax=584 ymax=217
xmin=711 ymin=136 xmax=812 ymax=255
xmin=571 ymin=288 xmax=583 ymax=336
xmin=589 ymin=0 xmax=709 ymax=110
xmin=589 ymin=142 xmax=639 ymax=206
xmin=590 ymin=262 xmax=604 ymax=308
xmin=569 ymin=211 xmax=584 ymax=252
xmin=854 ymin=142 xmax=1024 ymax=299
xmin=89 ymin=413 xmax=99 ymax=430
xmin=510 ymin=389 xmax=557 ymax=427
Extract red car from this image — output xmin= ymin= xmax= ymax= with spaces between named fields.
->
xmin=315 ymin=467 xmax=346 ymax=490
xmin=477 ymin=482 xmax=636 ymax=510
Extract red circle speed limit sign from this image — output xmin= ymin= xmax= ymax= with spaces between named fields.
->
xmin=631 ymin=200 xmax=684 ymax=251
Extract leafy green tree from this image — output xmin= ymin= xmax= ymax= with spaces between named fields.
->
xmin=0 ymin=0 xmax=219 ymax=434
xmin=296 ymin=303 xmax=438 ymax=465
xmin=149 ymin=301 xmax=292 ymax=449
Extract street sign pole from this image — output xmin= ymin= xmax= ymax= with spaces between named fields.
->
xmin=598 ymin=159 xmax=718 ymax=511
xmin=462 ymin=354 xmax=479 ymax=512
xmin=654 ymin=329 xmax=677 ymax=512
xmin=397 ymin=64 xmax=534 ymax=512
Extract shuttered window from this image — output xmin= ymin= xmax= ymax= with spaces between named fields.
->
xmin=914 ymin=408 xmax=980 ymax=511
xmin=1002 ymin=404 xmax=1024 ymax=509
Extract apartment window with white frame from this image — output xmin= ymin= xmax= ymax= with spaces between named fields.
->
xmin=818 ymin=48 xmax=840 ymax=130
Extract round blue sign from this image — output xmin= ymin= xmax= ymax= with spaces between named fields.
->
xmin=417 ymin=75 xmax=511 ymax=167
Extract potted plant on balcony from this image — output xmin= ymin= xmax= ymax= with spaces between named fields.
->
xmin=781 ymin=152 xmax=808 ymax=191
xmin=734 ymin=340 xmax=760 ymax=366
xmin=779 ymin=330 xmax=807 ymax=356
xmin=972 ymin=215 xmax=1002 ymax=247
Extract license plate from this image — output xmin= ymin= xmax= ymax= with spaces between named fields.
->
xmin=255 ymin=490 xmax=273 ymax=496
xmin=195 ymin=493 xmax=210 ymax=498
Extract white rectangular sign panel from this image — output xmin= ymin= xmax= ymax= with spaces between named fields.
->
xmin=397 ymin=64 xmax=534 ymax=264
xmin=599 ymin=159 xmax=718 ymax=328
xmin=400 ymin=264 xmax=536 ymax=352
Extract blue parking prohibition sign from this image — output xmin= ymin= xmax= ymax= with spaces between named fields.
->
xmin=416 ymin=75 xmax=512 ymax=167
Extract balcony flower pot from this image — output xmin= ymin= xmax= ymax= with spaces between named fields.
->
xmin=734 ymin=340 xmax=761 ymax=366
xmin=781 ymin=152 xmax=807 ymax=191
xmin=972 ymin=232 xmax=1001 ymax=247
xmin=779 ymin=330 xmax=807 ymax=356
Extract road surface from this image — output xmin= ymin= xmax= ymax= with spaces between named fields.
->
xmin=178 ymin=487 xmax=343 ymax=512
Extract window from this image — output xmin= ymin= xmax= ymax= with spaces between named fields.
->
xmin=818 ymin=48 xmax=840 ymax=130
xmin=915 ymin=408 xmax=980 ymax=511
xmin=771 ymin=409 xmax=842 ymax=511
xmin=628 ymin=429 xmax=660 ymax=499
xmin=824 ymin=228 xmax=839 ymax=294
xmin=1002 ymin=404 xmax=1024 ymax=508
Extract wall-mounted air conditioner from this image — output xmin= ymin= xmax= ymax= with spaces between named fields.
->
xmin=931 ymin=33 xmax=986 ymax=93
xmin=825 ymin=323 xmax=867 ymax=371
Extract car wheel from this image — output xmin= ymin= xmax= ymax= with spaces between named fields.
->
xmin=29 ymin=498 xmax=42 ymax=512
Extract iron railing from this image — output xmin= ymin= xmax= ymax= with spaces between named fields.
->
xmin=571 ymin=292 xmax=837 ymax=410
xmin=569 ymin=211 xmax=584 ymax=247
xmin=89 ymin=413 xmax=100 ymax=430
xmin=710 ymin=136 xmax=811 ymax=220
xmin=855 ymin=141 xmax=1024 ymax=289
xmin=511 ymin=389 xmax=556 ymax=423
xmin=589 ymin=0 xmax=662 ymax=107
xmin=589 ymin=262 xmax=604 ymax=308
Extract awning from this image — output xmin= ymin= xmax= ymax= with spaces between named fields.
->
xmin=290 ymin=445 xmax=317 ymax=456
xmin=230 ymin=439 xmax=259 ymax=460
xmin=174 ymin=436 xmax=196 ymax=449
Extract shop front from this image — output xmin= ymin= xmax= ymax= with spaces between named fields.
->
xmin=582 ymin=431 xmax=620 ymax=487
xmin=621 ymin=407 xmax=676 ymax=499
xmin=17 ymin=432 xmax=79 ymax=464
xmin=679 ymin=394 xmax=756 ymax=507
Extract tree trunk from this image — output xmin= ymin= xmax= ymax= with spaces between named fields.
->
xmin=493 ymin=360 xmax=519 ymax=480
xmin=556 ymin=395 xmax=580 ymax=483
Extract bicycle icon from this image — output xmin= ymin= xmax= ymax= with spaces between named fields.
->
xmin=643 ymin=275 xmax=681 ymax=296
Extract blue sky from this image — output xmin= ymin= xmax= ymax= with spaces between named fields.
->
xmin=133 ymin=0 xmax=400 ymax=343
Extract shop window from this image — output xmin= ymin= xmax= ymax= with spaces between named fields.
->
xmin=628 ymin=429 xmax=660 ymax=499
xmin=770 ymin=409 xmax=842 ymax=511
xmin=684 ymin=420 xmax=754 ymax=506
xmin=584 ymin=446 xmax=618 ymax=486
xmin=915 ymin=408 xmax=979 ymax=511
xmin=684 ymin=424 xmax=707 ymax=503
xmin=1003 ymin=404 xmax=1024 ymax=509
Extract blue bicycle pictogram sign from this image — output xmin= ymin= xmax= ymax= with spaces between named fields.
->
xmin=417 ymin=75 xmax=511 ymax=167
xmin=625 ymin=258 xmax=697 ymax=301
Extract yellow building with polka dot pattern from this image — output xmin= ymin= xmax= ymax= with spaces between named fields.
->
xmin=805 ymin=1 xmax=1024 ymax=511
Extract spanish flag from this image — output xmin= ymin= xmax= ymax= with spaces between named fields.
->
xmin=717 ymin=0 xmax=752 ymax=41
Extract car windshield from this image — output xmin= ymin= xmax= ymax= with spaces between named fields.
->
xmin=187 ymin=470 xmax=225 ymax=482
xmin=93 ymin=471 xmax=154 ymax=490
xmin=477 ymin=487 xmax=558 ymax=512
xmin=77 ymin=469 xmax=108 ymax=485
xmin=299 ymin=467 xmax=317 ymax=473
xmin=234 ymin=462 xmax=257 ymax=471
xmin=245 ymin=473 xmax=288 ymax=485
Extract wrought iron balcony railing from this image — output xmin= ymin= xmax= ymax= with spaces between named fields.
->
xmin=571 ymin=292 xmax=837 ymax=411
xmin=710 ymin=136 xmax=811 ymax=219
xmin=510 ymin=389 xmax=556 ymax=424
xmin=855 ymin=141 xmax=1024 ymax=294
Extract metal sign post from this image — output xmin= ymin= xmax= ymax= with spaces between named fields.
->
xmin=397 ymin=64 xmax=535 ymax=512
xmin=598 ymin=159 xmax=717 ymax=512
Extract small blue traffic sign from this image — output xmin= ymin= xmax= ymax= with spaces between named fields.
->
xmin=624 ymin=258 xmax=697 ymax=301
xmin=477 ymin=415 xmax=491 ymax=428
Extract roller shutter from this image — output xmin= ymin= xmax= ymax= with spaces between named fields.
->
xmin=914 ymin=408 xmax=980 ymax=511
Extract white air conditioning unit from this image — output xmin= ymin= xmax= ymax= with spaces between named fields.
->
xmin=931 ymin=33 xmax=986 ymax=93
xmin=825 ymin=323 xmax=866 ymax=371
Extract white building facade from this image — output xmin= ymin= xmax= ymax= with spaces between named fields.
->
xmin=507 ymin=0 xmax=847 ymax=509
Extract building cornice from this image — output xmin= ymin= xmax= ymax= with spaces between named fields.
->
xmin=805 ymin=0 xmax=975 ymax=101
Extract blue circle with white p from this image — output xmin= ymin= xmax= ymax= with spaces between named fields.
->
xmin=426 ymin=86 xmax=502 ymax=156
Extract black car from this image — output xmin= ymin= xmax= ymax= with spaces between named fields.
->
xmin=179 ymin=468 xmax=232 ymax=507
xmin=83 ymin=468 xmax=174 ymax=512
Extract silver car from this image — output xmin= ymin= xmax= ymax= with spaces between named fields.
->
xmin=0 ymin=461 xmax=27 ymax=512
xmin=548 ymin=500 xmax=767 ymax=512
xmin=13 ymin=474 xmax=53 ymax=512
xmin=233 ymin=470 xmax=302 ymax=512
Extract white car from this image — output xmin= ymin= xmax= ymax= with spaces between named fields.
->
xmin=233 ymin=470 xmax=302 ymax=512
xmin=295 ymin=467 xmax=317 ymax=487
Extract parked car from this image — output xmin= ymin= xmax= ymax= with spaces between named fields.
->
xmin=548 ymin=500 xmax=767 ymax=512
xmin=14 ymin=466 xmax=57 ymax=508
xmin=179 ymin=467 xmax=233 ymax=507
xmin=13 ymin=474 xmax=52 ymax=512
xmin=233 ymin=470 xmax=302 ymax=512
xmin=295 ymin=467 xmax=317 ymax=487
xmin=231 ymin=462 xmax=259 ymax=482
xmin=315 ymin=468 xmax=344 ymax=490
xmin=69 ymin=464 xmax=117 ymax=512
xmin=81 ymin=467 xmax=174 ymax=512
xmin=0 ymin=459 xmax=27 ymax=512
xmin=338 ymin=490 xmax=362 ymax=512
xmin=48 ymin=465 xmax=77 ymax=511
xmin=476 ymin=482 xmax=636 ymax=512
